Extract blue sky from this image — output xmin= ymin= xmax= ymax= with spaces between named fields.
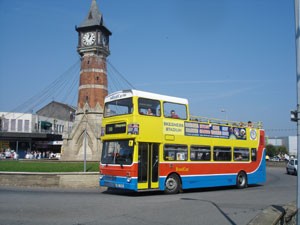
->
xmin=0 ymin=0 xmax=297 ymax=137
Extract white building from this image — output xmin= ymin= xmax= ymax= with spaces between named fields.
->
xmin=267 ymin=136 xmax=297 ymax=157
xmin=0 ymin=112 xmax=69 ymax=135
xmin=0 ymin=101 xmax=76 ymax=158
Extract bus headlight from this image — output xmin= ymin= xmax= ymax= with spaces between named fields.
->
xmin=126 ymin=177 xmax=132 ymax=183
xmin=99 ymin=174 xmax=104 ymax=180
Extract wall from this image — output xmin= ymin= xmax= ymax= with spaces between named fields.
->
xmin=0 ymin=172 xmax=100 ymax=189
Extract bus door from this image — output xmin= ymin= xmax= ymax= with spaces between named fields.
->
xmin=138 ymin=143 xmax=159 ymax=190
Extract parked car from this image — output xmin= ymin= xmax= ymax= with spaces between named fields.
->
xmin=286 ymin=159 xmax=298 ymax=175
xmin=270 ymin=156 xmax=280 ymax=162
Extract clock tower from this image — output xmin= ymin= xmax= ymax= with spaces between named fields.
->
xmin=76 ymin=0 xmax=111 ymax=113
xmin=61 ymin=0 xmax=111 ymax=161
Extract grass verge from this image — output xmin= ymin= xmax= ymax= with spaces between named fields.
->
xmin=0 ymin=160 xmax=99 ymax=172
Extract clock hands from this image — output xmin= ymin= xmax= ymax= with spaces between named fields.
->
xmin=83 ymin=32 xmax=95 ymax=46
xmin=83 ymin=32 xmax=106 ymax=47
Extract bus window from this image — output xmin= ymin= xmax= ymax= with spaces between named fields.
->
xmin=164 ymin=144 xmax=187 ymax=161
xmin=190 ymin=146 xmax=211 ymax=161
xmin=163 ymin=102 xmax=187 ymax=120
xmin=104 ymin=98 xmax=133 ymax=117
xmin=213 ymin=147 xmax=231 ymax=161
xmin=138 ymin=98 xmax=161 ymax=116
xmin=101 ymin=140 xmax=133 ymax=165
xmin=251 ymin=148 xmax=257 ymax=161
xmin=234 ymin=148 xmax=249 ymax=161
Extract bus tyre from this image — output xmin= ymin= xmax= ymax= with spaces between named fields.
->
xmin=164 ymin=174 xmax=181 ymax=194
xmin=236 ymin=171 xmax=248 ymax=189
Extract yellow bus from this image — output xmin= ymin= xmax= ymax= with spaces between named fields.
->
xmin=99 ymin=89 xmax=265 ymax=194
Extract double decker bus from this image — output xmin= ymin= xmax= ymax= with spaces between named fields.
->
xmin=99 ymin=89 xmax=266 ymax=194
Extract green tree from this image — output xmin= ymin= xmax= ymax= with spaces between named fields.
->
xmin=266 ymin=144 xmax=276 ymax=157
xmin=277 ymin=145 xmax=288 ymax=155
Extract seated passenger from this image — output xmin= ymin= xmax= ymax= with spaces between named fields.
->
xmin=147 ymin=108 xmax=153 ymax=115
xmin=235 ymin=154 xmax=243 ymax=161
xmin=170 ymin=110 xmax=179 ymax=119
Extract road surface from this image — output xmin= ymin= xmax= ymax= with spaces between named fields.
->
xmin=0 ymin=167 xmax=296 ymax=225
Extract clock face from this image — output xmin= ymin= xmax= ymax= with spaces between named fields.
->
xmin=82 ymin=32 xmax=96 ymax=46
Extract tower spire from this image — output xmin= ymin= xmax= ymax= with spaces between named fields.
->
xmin=78 ymin=0 xmax=103 ymax=28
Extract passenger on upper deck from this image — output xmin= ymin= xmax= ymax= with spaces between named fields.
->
xmin=147 ymin=108 xmax=154 ymax=115
xmin=170 ymin=110 xmax=179 ymax=119
xmin=248 ymin=121 xmax=253 ymax=128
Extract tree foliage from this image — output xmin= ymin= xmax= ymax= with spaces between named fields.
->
xmin=277 ymin=145 xmax=288 ymax=155
xmin=266 ymin=144 xmax=288 ymax=157
xmin=266 ymin=144 xmax=276 ymax=157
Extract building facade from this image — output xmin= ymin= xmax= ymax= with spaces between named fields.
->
xmin=0 ymin=102 xmax=75 ymax=158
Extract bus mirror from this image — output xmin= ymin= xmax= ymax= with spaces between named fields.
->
xmin=129 ymin=140 xmax=134 ymax=146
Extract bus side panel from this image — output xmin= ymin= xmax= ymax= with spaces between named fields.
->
xmin=159 ymin=174 xmax=237 ymax=190
xmin=247 ymin=148 xmax=266 ymax=185
xmin=158 ymin=148 xmax=266 ymax=191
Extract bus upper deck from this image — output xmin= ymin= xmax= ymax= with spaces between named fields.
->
xmin=102 ymin=89 xmax=262 ymax=140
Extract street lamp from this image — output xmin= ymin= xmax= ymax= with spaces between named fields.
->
xmin=84 ymin=109 xmax=88 ymax=173
xmin=294 ymin=0 xmax=300 ymax=223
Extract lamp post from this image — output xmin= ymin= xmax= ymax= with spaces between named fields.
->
xmin=68 ymin=111 xmax=72 ymax=138
xmin=294 ymin=0 xmax=300 ymax=223
xmin=83 ymin=110 xmax=88 ymax=173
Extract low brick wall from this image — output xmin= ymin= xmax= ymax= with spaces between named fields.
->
xmin=0 ymin=172 xmax=100 ymax=189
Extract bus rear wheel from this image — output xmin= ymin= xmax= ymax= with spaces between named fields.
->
xmin=236 ymin=171 xmax=248 ymax=189
xmin=164 ymin=173 xmax=181 ymax=194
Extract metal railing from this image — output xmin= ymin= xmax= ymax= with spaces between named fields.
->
xmin=190 ymin=115 xmax=263 ymax=129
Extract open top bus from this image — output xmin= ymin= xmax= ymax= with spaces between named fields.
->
xmin=99 ymin=89 xmax=265 ymax=194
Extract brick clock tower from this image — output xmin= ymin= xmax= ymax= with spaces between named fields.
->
xmin=62 ymin=0 xmax=111 ymax=161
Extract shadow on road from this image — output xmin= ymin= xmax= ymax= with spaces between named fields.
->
xmin=101 ymin=184 xmax=264 ymax=197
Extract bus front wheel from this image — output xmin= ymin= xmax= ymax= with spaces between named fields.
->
xmin=236 ymin=171 xmax=248 ymax=189
xmin=164 ymin=173 xmax=181 ymax=194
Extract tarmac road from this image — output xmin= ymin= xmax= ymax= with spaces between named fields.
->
xmin=0 ymin=166 xmax=296 ymax=225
